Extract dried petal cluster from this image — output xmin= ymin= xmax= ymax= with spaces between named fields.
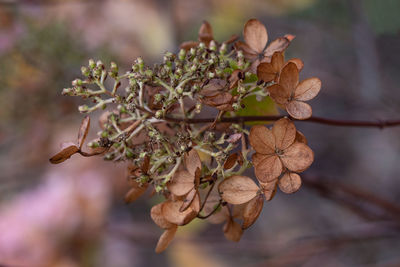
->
xmin=50 ymin=18 xmax=321 ymax=252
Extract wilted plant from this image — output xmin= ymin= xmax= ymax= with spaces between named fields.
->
xmin=51 ymin=18 xmax=388 ymax=252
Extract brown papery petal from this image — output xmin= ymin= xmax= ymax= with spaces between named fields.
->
xmin=279 ymin=62 xmax=299 ymax=93
xmin=141 ymin=155 xmax=150 ymax=173
xmin=124 ymin=183 xmax=148 ymax=203
xmin=77 ymin=116 xmax=90 ymax=149
xmin=200 ymin=78 xmax=227 ymax=97
xmin=242 ymin=195 xmax=264 ymax=229
xmin=287 ymin=100 xmax=312 ymax=120
xmin=244 ymin=19 xmax=268 ymax=54
xmin=198 ymin=20 xmax=213 ymax=44
xmin=257 ymin=62 xmax=277 ymax=83
xmin=207 ymin=206 xmax=229 ymax=224
xmin=294 ymin=77 xmax=321 ymax=101
xmin=223 ymin=218 xmax=243 ymax=242
xmin=260 ymin=179 xmax=278 ymax=201
xmin=224 ymin=153 xmax=238 ymax=170
xmin=272 ymin=118 xmax=296 ymax=150
xmin=281 ymin=142 xmax=314 ymax=172
xmin=49 ymin=145 xmax=79 ymax=164
xmin=264 ymin=37 xmax=291 ymax=58
xmin=180 ymin=188 xmax=197 ymax=212
xmin=249 ymin=125 xmax=275 ymax=154
xmin=151 ymin=203 xmax=175 ymax=229
xmin=168 ymin=170 xmax=194 ymax=196
xmin=271 ymin=51 xmax=284 ymax=71
xmin=254 ymin=155 xmax=282 ymax=183
xmin=218 ymin=176 xmax=260 ymax=205
xmin=287 ymin=58 xmax=304 ymax=72
xmin=278 ymin=172 xmax=302 ymax=194
xmin=155 ymin=225 xmax=178 ymax=253
xmin=180 ymin=41 xmax=199 ymax=51
xmin=267 ymin=84 xmax=290 ymax=105
xmin=295 ymin=130 xmax=308 ymax=144
xmin=185 ymin=149 xmax=202 ymax=175
xmin=162 ymin=200 xmax=197 ymax=226
xmin=234 ymin=41 xmax=258 ymax=60
xmin=251 ymin=153 xmax=265 ymax=168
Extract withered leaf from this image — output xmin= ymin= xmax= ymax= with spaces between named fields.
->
xmin=49 ymin=145 xmax=79 ymax=164
xmin=242 ymin=194 xmax=264 ymax=229
xmin=224 ymin=153 xmax=239 ymax=170
xmin=77 ymin=116 xmax=90 ymax=149
xmin=223 ymin=218 xmax=243 ymax=242
xmin=168 ymin=170 xmax=195 ymax=196
xmin=294 ymin=78 xmax=321 ymax=101
xmin=155 ymin=225 xmax=178 ymax=253
xmin=218 ymin=175 xmax=260 ymax=205
xmin=278 ymin=172 xmax=302 ymax=194
xmin=151 ymin=203 xmax=175 ymax=229
xmin=280 ymin=142 xmax=314 ymax=172
xmin=198 ymin=20 xmax=213 ymax=44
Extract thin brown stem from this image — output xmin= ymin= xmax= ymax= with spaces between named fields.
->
xmin=136 ymin=106 xmax=400 ymax=129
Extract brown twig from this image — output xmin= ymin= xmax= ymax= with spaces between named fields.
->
xmin=136 ymin=107 xmax=400 ymax=128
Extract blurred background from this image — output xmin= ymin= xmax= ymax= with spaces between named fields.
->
xmin=1 ymin=0 xmax=400 ymax=266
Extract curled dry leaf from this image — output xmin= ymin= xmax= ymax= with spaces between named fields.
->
xmin=155 ymin=225 xmax=178 ymax=253
xmin=218 ymin=175 xmax=260 ymax=205
xmin=49 ymin=145 xmax=79 ymax=164
xmin=268 ymin=62 xmax=321 ymax=120
xmin=223 ymin=218 xmax=243 ymax=242
xmin=77 ymin=116 xmax=90 ymax=149
xmin=151 ymin=203 xmax=176 ymax=229
xmin=278 ymin=172 xmax=302 ymax=194
xmin=242 ymin=194 xmax=264 ymax=229
xmin=224 ymin=153 xmax=239 ymax=170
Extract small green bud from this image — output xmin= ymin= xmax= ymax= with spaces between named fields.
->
xmin=110 ymin=62 xmax=118 ymax=71
xmin=190 ymin=47 xmax=196 ymax=56
xmin=139 ymin=152 xmax=147 ymax=158
xmin=88 ymin=59 xmax=96 ymax=69
xmin=155 ymin=110 xmax=163 ymax=119
xmin=237 ymin=50 xmax=244 ymax=59
xmin=190 ymin=64 xmax=197 ymax=72
xmin=137 ymin=57 xmax=144 ymax=70
xmin=72 ymin=79 xmax=83 ymax=86
xmin=193 ymin=84 xmax=200 ymax=92
xmin=198 ymin=42 xmax=205 ymax=49
xmin=88 ymin=141 xmax=99 ymax=148
xmin=79 ymin=105 xmax=89 ymax=112
xmin=125 ymin=149 xmax=134 ymax=158
xmin=178 ymin=49 xmax=186 ymax=61
xmin=232 ymin=103 xmax=240 ymax=110
xmin=96 ymin=60 xmax=104 ymax=68
xmin=195 ymin=103 xmax=202 ymax=113
xmin=167 ymin=156 xmax=174 ymax=163
xmin=219 ymin=43 xmax=227 ymax=55
xmin=209 ymin=40 xmax=217 ymax=51
xmin=154 ymin=94 xmax=162 ymax=102
xmin=81 ymin=66 xmax=90 ymax=76
xmin=62 ymin=88 xmax=71 ymax=95
xmin=176 ymin=87 xmax=183 ymax=94
xmin=101 ymin=131 xmax=109 ymax=138
xmin=208 ymin=72 xmax=215 ymax=79
xmin=145 ymin=69 xmax=153 ymax=77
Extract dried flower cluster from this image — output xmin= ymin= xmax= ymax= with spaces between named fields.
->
xmin=50 ymin=19 xmax=321 ymax=252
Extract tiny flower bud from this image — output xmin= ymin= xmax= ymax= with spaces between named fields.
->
xmin=209 ymin=40 xmax=217 ymax=51
xmin=88 ymin=59 xmax=96 ymax=69
xmin=190 ymin=48 xmax=196 ymax=56
xmin=232 ymin=103 xmax=240 ymax=110
xmin=79 ymin=105 xmax=89 ymax=112
xmin=155 ymin=110 xmax=163 ymax=119
xmin=208 ymin=72 xmax=215 ymax=79
xmin=178 ymin=49 xmax=186 ymax=61
xmin=81 ymin=66 xmax=90 ymax=76
xmin=96 ymin=60 xmax=104 ymax=69
xmin=195 ymin=103 xmax=202 ymax=113
xmin=219 ymin=43 xmax=227 ymax=54
xmin=198 ymin=42 xmax=205 ymax=49
xmin=72 ymin=79 xmax=83 ymax=86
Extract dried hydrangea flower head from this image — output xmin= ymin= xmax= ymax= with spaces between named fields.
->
xmin=50 ymin=18 xmax=321 ymax=252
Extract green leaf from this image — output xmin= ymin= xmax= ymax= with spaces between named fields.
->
xmin=236 ymin=95 xmax=278 ymax=125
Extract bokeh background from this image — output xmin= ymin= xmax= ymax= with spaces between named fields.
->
xmin=1 ymin=0 xmax=400 ymax=266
